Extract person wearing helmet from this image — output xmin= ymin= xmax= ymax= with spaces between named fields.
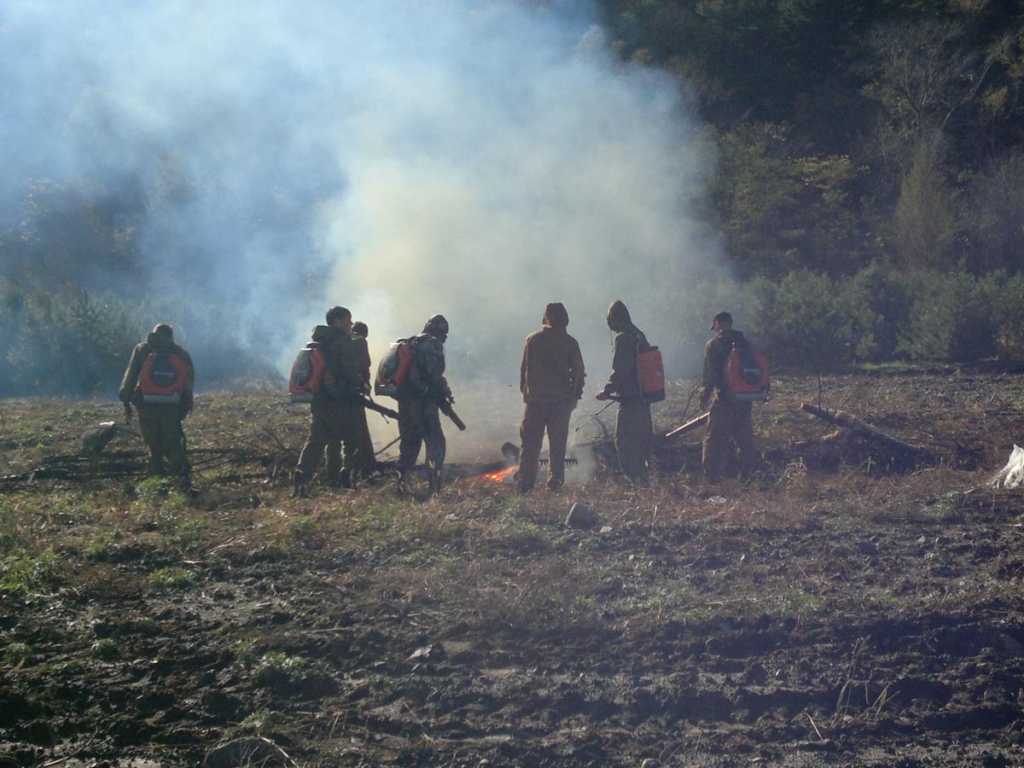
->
xmin=596 ymin=300 xmax=652 ymax=482
xmin=118 ymin=323 xmax=195 ymax=490
xmin=396 ymin=314 xmax=452 ymax=495
xmin=293 ymin=306 xmax=375 ymax=496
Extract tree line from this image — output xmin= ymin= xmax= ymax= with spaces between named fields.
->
xmin=597 ymin=0 xmax=1024 ymax=277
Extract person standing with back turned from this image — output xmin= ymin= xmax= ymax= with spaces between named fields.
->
xmin=294 ymin=306 xmax=368 ymax=496
xmin=396 ymin=314 xmax=452 ymax=495
xmin=119 ymin=323 xmax=195 ymax=490
xmin=699 ymin=311 xmax=756 ymax=484
xmin=517 ymin=302 xmax=586 ymax=493
xmin=596 ymin=300 xmax=652 ymax=482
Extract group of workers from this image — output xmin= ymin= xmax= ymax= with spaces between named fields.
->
xmin=117 ymin=303 xmax=759 ymax=495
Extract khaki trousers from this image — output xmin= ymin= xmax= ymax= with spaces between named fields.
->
xmin=297 ymin=399 xmax=366 ymax=485
xmin=397 ymin=398 xmax=446 ymax=475
xmin=702 ymin=399 xmax=754 ymax=482
xmin=615 ymin=400 xmax=652 ymax=481
xmin=137 ymin=404 xmax=188 ymax=478
xmin=518 ymin=400 xmax=572 ymax=491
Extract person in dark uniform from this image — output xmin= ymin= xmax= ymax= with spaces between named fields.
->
xmin=294 ymin=306 xmax=371 ymax=495
xmin=596 ymin=300 xmax=652 ymax=482
xmin=699 ymin=311 xmax=756 ymax=483
xmin=119 ymin=323 xmax=195 ymax=488
xmin=396 ymin=314 xmax=452 ymax=495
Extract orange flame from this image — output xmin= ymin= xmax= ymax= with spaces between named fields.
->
xmin=483 ymin=466 xmax=518 ymax=483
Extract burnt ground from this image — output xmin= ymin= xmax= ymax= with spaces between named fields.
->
xmin=2 ymin=371 xmax=1024 ymax=767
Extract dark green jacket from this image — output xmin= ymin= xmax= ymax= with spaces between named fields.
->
xmin=309 ymin=325 xmax=371 ymax=396
xmin=402 ymin=333 xmax=448 ymax=400
xmin=602 ymin=300 xmax=647 ymax=400
xmin=700 ymin=328 xmax=748 ymax=406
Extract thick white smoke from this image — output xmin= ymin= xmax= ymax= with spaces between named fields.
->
xmin=315 ymin=9 xmax=716 ymax=381
xmin=3 ymin=0 xmax=723 ymax=454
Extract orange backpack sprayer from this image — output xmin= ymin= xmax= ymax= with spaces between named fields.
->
xmin=724 ymin=341 xmax=770 ymax=401
xmin=138 ymin=351 xmax=190 ymax=404
xmin=637 ymin=343 xmax=665 ymax=403
xmin=288 ymin=343 xmax=334 ymax=403
xmin=374 ymin=339 xmax=416 ymax=399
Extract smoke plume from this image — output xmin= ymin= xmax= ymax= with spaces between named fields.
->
xmin=2 ymin=0 xmax=722 ymax=453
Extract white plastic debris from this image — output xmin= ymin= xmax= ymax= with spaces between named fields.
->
xmin=990 ymin=444 xmax=1024 ymax=489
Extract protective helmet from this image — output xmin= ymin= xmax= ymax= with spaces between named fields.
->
xmin=423 ymin=314 xmax=449 ymax=339
xmin=151 ymin=323 xmax=174 ymax=341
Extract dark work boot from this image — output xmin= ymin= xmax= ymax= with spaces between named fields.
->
xmin=292 ymin=470 xmax=309 ymax=498
xmin=428 ymin=468 xmax=444 ymax=496
xmin=330 ymin=468 xmax=352 ymax=490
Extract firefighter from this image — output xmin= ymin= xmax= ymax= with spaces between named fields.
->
xmin=699 ymin=311 xmax=756 ymax=483
xmin=349 ymin=320 xmax=377 ymax=481
xmin=293 ymin=306 xmax=373 ymax=496
xmin=517 ymin=303 xmax=586 ymax=493
xmin=119 ymin=323 xmax=195 ymax=488
xmin=596 ymin=300 xmax=652 ymax=482
xmin=396 ymin=314 xmax=451 ymax=495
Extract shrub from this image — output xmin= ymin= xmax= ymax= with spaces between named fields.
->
xmin=749 ymin=270 xmax=853 ymax=370
xmin=1 ymin=285 xmax=140 ymax=397
xmin=990 ymin=272 xmax=1024 ymax=360
xmin=898 ymin=271 xmax=998 ymax=362
xmin=838 ymin=262 xmax=912 ymax=362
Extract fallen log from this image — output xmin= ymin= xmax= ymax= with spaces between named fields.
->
xmin=0 ymin=452 xmax=143 ymax=487
xmin=665 ymin=412 xmax=709 ymax=439
xmin=800 ymin=403 xmax=933 ymax=461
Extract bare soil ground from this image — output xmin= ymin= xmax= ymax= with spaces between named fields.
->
xmin=2 ymin=371 xmax=1024 ymax=767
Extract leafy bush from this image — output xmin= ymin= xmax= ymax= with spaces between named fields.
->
xmin=990 ymin=272 xmax=1024 ymax=360
xmin=898 ymin=271 xmax=998 ymax=362
xmin=3 ymin=642 xmax=33 ymax=666
xmin=749 ymin=270 xmax=853 ymax=370
xmin=0 ymin=283 xmax=140 ymax=397
xmin=0 ymin=279 xmax=284 ymax=398
xmin=738 ymin=266 xmax=1017 ymax=369
xmin=667 ymin=273 xmax=760 ymax=375
xmin=1 ymin=263 xmax=1019 ymax=396
xmin=839 ymin=261 xmax=912 ymax=362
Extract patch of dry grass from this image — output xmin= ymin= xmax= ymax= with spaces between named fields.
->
xmin=1 ymin=375 xmax=1021 ymax=627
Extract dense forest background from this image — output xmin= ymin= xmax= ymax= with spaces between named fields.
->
xmin=595 ymin=0 xmax=1024 ymax=365
xmin=2 ymin=0 xmax=1023 ymax=397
